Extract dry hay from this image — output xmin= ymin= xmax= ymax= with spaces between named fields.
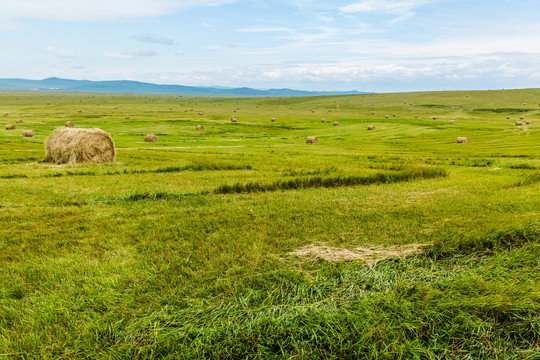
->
xmin=523 ymin=103 xmax=527 ymax=106
xmin=144 ymin=134 xmax=158 ymax=142
xmin=526 ymin=120 xmax=532 ymax=125
xmin=392 ymin=114 xmax=396 ymax=117
xmin=306 ymin=136 xmax=318 ymax=144
xmin=506 ymin=116 xmax=511 ymax=119
xmin=3 ymin=113 xmax=9 ymax=116
xmin=414 ymin=115 xmax=419 ymax=118
xmin=5 ymin=124 xmax=15 ymax=130
xmin=432 ymin=116 xmax=437 ymax=120
xmin=385 ymin=115 xmax=389 ymax=118
xmin=22 ymin=129 xmax=34 ymax=137
xmin=321 ymin=118 xmax=327 ymax=123
xmin=515 ymin=121 xmax=523 ymax=126
xmin=371 ymin=112 xmax=375 ymax=115
xmin=449 ymin=120 xmax=455 ymax=124
xmin=65 ymin=121 xmax=74 ymax=127
xmin=125 ymin=116 xmax=131 ymax=120
xmin=520 ymin=116 xmax=525 ymax=120
xmin=16 ymin=119 xmax=23 ymax=124
xmin=333 ymin=121 xmax=340 ymax=126
xmin=196 ymin=125 xmax=205 ymax=130
xmin=198 ymin=112 xmax=204 ymax=115
xmin=271 ymin=118 xmax=276 ymax=122
xmin=77 ymin=110 xmax=82 ymax=113
xmin=367 ymin=125 xmax=375 ymax=130
xmin=231 ymin=116 xmax=237 ymax=122
xmin=289 ymin=243 xmax=427 ymax=265
xmin=456 ymin=136 xmax=467 ymax=144
xmin=409 ymin=108 xmax=412 ymax=111
xmin=43 ymin=127 xmax=115 ymax=164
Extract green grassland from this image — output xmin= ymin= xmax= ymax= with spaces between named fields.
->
xmin=0 ymin=89 xmax=539 ymax=359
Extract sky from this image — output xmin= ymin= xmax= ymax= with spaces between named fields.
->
xmin=0 ymin=0 xmax=540 ymax=92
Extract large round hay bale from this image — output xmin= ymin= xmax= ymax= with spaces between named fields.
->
xmin=306 ymin=136 xmax=318 ymax=144
xmin=43 ymin=127 xmax=115 ymax=164
xmin=22 ymin=129 xmax=34 ymax=137
xmin=456 ymin=137 xmax=467 ymax=144
xmin=196 ymin=125 xmax=205 ymax=130
xmin=525 ymin=120 xmax=532 ymax=125
xmin=519 ymin=116 xmax=524 ymax=120
xmin=333 ymin=122 xmax=340 ymax=126
xmin=231 ymin=116 xmax=237 ymax=122
xmin=432 ymin=116 xmax=437 ymax=120
xmin=3 ymin=113 xmax=9 ymax=116
xmin=515 ymin=121 xmax=523 ymax=126
xmin=321 ymin=118 xmax=327 ymax=123
xmin=367 ymin=125 xmax=375 ymax=130
xmin=198 ymin=112 xmax=204 ymax=115
xmin=449 ymin=120 xmax=455 ymax=124
xmin=414 ymin=115 xmax=419 ymax=118
xmin=16 ymin=119 xmax=23 ymax=124
xmin=65 ymin=121 xmax=74 ymax=127
xmin=271 ymin=117 xmax=276 ymax=122
xmin=5 ymin=124 xmax=15 ymax=130
xmin=144 ymin=134 xmax=158 ymax=142
xmin=385 ymin=115 xmax=389 ymax=118
xmin=392 ymin=114 xmax=396 ymax=117
xmin=506 ymin=116 xmax=511 ymax=119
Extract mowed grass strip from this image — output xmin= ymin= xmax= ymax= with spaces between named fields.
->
xmin=215 ymin=166 xmax=448 ymax=194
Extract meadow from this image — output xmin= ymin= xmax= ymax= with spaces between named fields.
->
xmin=0 ymin=89 xmax=538 ymax=359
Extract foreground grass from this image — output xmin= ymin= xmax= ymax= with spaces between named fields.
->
xmin=0 ymin=89 xmax=538 ymax=358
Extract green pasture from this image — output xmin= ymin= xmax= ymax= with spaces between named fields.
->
xmin=0 ymin=89 xmax=538 ymax=358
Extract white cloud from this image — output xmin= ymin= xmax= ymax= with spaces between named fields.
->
xmin=102 ymin=51 xmax=132 ymax=59
xmin=45 ymin=46 xmax=77 ymax=58
xmin=237 ymin=27 xmax=292 ymax=33
xmin=340 ymin=0 xmax=433 ymax=22
xmin=0 ymin=0 xmax=238 ymax=22
xmin=133 ymin=33 xmax=174 ymax=45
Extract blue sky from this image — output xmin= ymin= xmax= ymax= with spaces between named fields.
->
xmin=0 ymin=0 xmax=539 ymax=92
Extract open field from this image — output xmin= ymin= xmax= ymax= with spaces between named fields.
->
xmin=0 ymin=89 xmax=539 ymax=358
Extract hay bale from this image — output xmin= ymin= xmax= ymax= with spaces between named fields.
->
xmin=321 ymin=118 xmax=327 ymax=123
xmin=5 ymin=124 xmax=15 ymax=130
xmin=456 ymin=137 xmax=467 ymax=144
xmin=526 ymin=121 xmax=532 ymax=125
xmin=409 ymin=108 xmax=412 ymax=111
xmin=22 ymin=129 xmax=34 ymax=137
xmin=432 ymin=116 xmax=437 ymax=120
xmin=3 ymin=113 xmax=9 ymax=116
xmin=144 ymin=134 xmax=158 ymax=142
xmin=271 ymin=118 xmax=276 ymax=122
xmin=523 ymin=103 xmax=527 ymax=106
xmin=125 ymin=116 xmax=131 ymax=120
xmin=199 ymin=112 xmax=204 ymax=115
xmin=506 ymin=116 xmax=511 ymax=119
xmin=65 ymin=121 xmax=74 ymax=127
xmin=43 ymin=127 xmax=115 ymax=164
xmin=16 ymin=119 xmax=23 ymax=124
xmin=306 ymin=136 xmax=318 ymax=144
xmin=392 ymin=114 xmax=396 ymax=117
xmin=371 ymin=112 xmax=375 ymax=115
xmin=367 ymin=125 xmax=375 ymax=130
xmin=520 ymin=116 xmax=524 ymax=120
xmin=231 ymin=116 xmax=237 ymax=122
xmin=515 ymin=121 xmax=523 ymax=126
xmin=385 ymin=115 xmax=389 ymax=118
xmin=77 ymin=110 xmax=82 ymax=113
xmin=333 ymin=122 xmax=340 ymax=126
xmin=414 ymin=115 xmax=419 ymax=118
xmin=196 ymin=125 xmax=205 ymax=130
xmin=449 ymin=120 xmax=455 ymax=124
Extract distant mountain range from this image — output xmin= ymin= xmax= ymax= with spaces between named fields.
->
xmin=0 ymin=77 xmax=370 ymax=96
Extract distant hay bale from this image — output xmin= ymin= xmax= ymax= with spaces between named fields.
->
xmin=306 ymin=136 xmax=318 ymax=144
xmin=271 ymin=118 xmax=276 ymax=122
xmin=5 ymin=124 xmax=15 ymax=130
xmin=333 ymin=122 xmax=340 ymax=126
xmin=328 ymin=109 xmax=332 ymax=112
xmin=371 ymin=112 xmax=375 ymax=115
xmin=125 ymin=116 xmax=131 ymax=120
xmin=65 ymin=121 xmax=74 ymax=127
xmin=43 ymin=127 xmax=115 ymax=164
xmin=506 ymin=116 xmax=511 ymax=119
xmin=414 ymin=115 xmax=419 ymax=118
xmin=432 ymin=116 xmax=437 ymax=120
xmin=77 ymin=110 xmax=82 ymax=113
xmin=321 ymin=118 xmax=327 ymax=123
xmin=336 ymin=105 xmax=340 ymax=108
xmin=456 ymin=137 xmax=467 ymax=144
xmin=409 ymin=108 xmax=412 ymax=111
xmin=16 ymin=119 xmax=23 ymax=124
xmin=515 ymin=121 xmax=523 ymax=126
xmin=520 ymin=116 xmax=524 ymax=120
xmin=523 ymin=103 xmax=527 ymax=106
xmin=449 ymin=120 xmax=455 ymax=124
xmin=385 ymin=115 xmax=389 ymax=118
xmin=3 ymin=113 xmax=9 ymax=116
xmin=231 ymin=116 xmax=237 ymax=122
xmin=22 ymin=130 xmax=34 ymax=137
xmin=196 ymin=125 xmax=205 ymax=130
xmin=199 ymin=112 xmax=204 ymax=115
xmin=392 ymin=114 xmax=396 ymax=117
xmin=526 ymin=121 xmax=532 ymax=125
xmin=144 ymin=134 xmax=158 ymax=142
xmin=367 ymin=125 xmax=375 ymax=130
